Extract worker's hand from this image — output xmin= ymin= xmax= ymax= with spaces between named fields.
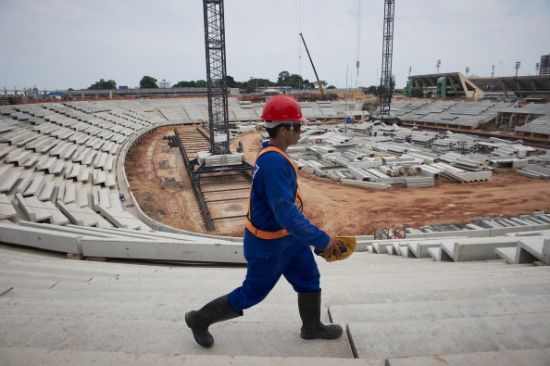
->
xmin=323 ymin=237 xmax=344 ymax=258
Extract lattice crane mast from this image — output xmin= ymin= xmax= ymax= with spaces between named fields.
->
xmin=203 ymin=0 xmax=231 ymax=154
xmin=379 ymin=0 xmax=395 ymax=121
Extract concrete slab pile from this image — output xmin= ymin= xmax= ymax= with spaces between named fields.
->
xmin=517 ymin=164 xmax=550 ymax=179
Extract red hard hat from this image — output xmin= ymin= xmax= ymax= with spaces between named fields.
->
xmin=261 ymin=95 xmax=307 ymax=123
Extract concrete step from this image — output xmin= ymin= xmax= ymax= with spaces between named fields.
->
xmin=0 ymin=314 xmax=353 ymax=359
xmin=321 ymin=267 xmax=550 ymax=293
xmin=4 ymin=258 xmax=534 ymax=284
xmin=0 ymin=347 xmax=378 ymax=366
xmin=347 ymin=312 xmax=550 ymax=360
xmin=387 ymin=348 xmax=550 ymax=366
xmin=329 ymin=294 xmax=550 ymax=324
xmin=440 ymin=237 xmax=519 ymax=262
xmin=0 ymin=295 xmax=330 ymax=324
xmin=496 ymin=247 xmax=517 ymax=264
xmin=0 ymin=277 xmax=58 ymax=290
xmin=320 ymin=261 xmax=537 ymax=278
xmin=326 ymin=282 xmax=550 ymax=306
xmin=17 ymin=265 xmax=543 ymax=295
xmin=0 ymin=259 xmax=247 ymax=279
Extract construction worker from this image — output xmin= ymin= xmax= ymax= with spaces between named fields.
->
xmin=185 ymin=94 xmax=344 ymax=348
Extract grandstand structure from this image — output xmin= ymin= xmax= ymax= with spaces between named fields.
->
xmin=471 ymin=75 xmax=550 ymax=99
xmin=406 ymin=72 xmax=550 ymax=100
xmin=390 ymin=100 xmax=550 ymax=139
xmin=0 ymin=97 xmax=549 ymax=364
xmin=406 ymin=72 xmax=485 ymax=100
xmin=0 ymin=97 xmax=364 ymax=260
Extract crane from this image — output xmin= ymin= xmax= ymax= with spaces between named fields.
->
xmin=379 ymin=0 xmax=395 ymax=121
xmin=299 ymin=32 xmax=325 ymax=98
xmin=203 ymin=0 xmax=231 ymax=154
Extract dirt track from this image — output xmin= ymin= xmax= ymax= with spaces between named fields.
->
xmin=125 ymin=127 xmax=550 ymax=237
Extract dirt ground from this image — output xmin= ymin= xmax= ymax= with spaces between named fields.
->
xmin=125 ymin=127 xmax=550 ymax=237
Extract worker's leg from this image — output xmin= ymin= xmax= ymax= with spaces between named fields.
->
xmin=283 ymin=243 xmax=342 ymax=340
xmin=227 ymin=255 xmax=287 ymax=312
xmin=185 ymin=294 xmax=242 ymax=348
xmin=282 ymin=243 xmax=320 ymax=293
xmin=186 ymin=254 xmax=289 ymax=348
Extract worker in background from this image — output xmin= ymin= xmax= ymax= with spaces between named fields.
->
xmin=186 ymin=94 xmax=344 ymax=348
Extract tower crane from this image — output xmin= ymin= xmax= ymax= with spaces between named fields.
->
xmin=379 ymin=0 xmax=395 ymax=121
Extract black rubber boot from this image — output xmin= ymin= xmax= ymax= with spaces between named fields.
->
xmin=298 ymin=291 xmax=343 ymax=340
xmin=185 ymin=295 xmax=242 ymax=348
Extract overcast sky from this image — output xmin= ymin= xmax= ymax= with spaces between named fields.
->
xmin=1 ymin=0 xmax=549 ymax=91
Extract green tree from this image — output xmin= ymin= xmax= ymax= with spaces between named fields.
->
xmin=88 ymin=79 xmax=117 ymax=90
xmin=327 ymin=85 xmax=336 ymax=90
xmin=195 ymin=80 xmax=207 ymax=87
xmin=225 ymin=75 xmax=238 ymax=88
xmin=365 ymin=85 xmax=378 ymax=95
xmin=140 ymin=76 xmax=158 ymax=89
xmin=277 ymin=71 xmax=291 ymax=85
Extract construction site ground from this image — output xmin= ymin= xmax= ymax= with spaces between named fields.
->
xmin=125 ymin=126 xmax=550 ymax=237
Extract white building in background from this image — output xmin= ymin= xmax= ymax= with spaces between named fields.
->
xmin=159 ymin=79 xmax=171 ymax=88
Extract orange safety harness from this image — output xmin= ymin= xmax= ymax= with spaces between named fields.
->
xmin=246 ymin=146 xmax=304 ymax=240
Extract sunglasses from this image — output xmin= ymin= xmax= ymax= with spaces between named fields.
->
xmin=289 ymin=123 xmax=301 ymax=133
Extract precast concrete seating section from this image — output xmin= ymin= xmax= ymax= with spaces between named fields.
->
xmin=1 ymin=99 xmax=548 ymax=267
xmin=0 ymin=99 xmax=258 ymax=264
xmin=515 ymin=114 xmax=550 ymax=135
xmin=363 ymin=212 xmax=550 ymax=265
xmin=389 ymin=101 xmax=429 ymax=118
xmin=398 ymin=101 xmax=516 ymax=128
xmin=0 ymin=102 xmax=156 ymax=237
xmin=1 ymin=243 xmax=549 ymax=365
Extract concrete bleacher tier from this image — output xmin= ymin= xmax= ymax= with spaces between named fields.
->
xmin=1 ymin=242 xmax=549 ymax=365
xmin=0 ymin=98 xmax=549 ymax=364
xmin=395 ymin=100 xmax=550 ymax=137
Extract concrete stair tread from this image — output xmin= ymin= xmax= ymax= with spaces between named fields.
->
xmin=0 ymin=347 xmax=378 ymax=366
xmin=15 ymin=266 xmax=545 ymax=294
xmin=0 ymin=314 xmax=353 ymax=359
xmin=347 ymin=313 xmax=550 ymax=360
xmin=386 ymin=348 xmax=550 ymax=366
xmin=0 ymin=297 xmax=330 ymax=323
xmin=4 ymin=259 xmax=539 ymax=286
xmin=329 ymin=294 xmax=550 ymax=323
xmin=326 ymin=282 xmax=550 ymax=306
xmin=321 ymin=268 xmax=550 ymax=293
xmin=0 ymin=260 xmax=247 ymax=279
xmin=320 ymin=262 xmax=540 ymax=278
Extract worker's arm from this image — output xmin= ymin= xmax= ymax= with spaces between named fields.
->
xmin=263 ymin=157 xmax=330 ymax=251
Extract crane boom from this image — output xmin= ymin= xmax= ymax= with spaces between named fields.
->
xmin=299 ymin=33 xmax=325 ymax=98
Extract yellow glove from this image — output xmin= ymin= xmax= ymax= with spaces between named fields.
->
xmin=319 ymin=236 xmax=356 ymax=262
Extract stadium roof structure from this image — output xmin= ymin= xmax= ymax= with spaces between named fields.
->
xmin=407 ymin=73 xmax=550 ymax=100
xmin=470 ymin=75 xmax=550 ymax=98
xmin=407 ymin=73 xmax=485 ymax=100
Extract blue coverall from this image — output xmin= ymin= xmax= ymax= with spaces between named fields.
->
xmin=227 ymin=142 xmax=331 ymax=312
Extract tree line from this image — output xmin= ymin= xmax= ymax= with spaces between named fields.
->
xmin=87 ymin=72 xmax=337 ymax=92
